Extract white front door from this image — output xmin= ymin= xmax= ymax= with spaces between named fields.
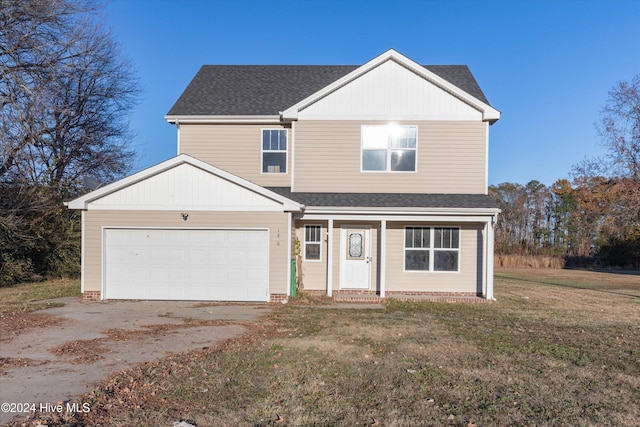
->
xmin=339 ymin=226 xmax=371 ymax=289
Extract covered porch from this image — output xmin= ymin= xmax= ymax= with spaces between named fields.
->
xmin=294 ymin=211 xmax=498 ymax=301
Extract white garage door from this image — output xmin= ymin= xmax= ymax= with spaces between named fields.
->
xmin=104 ymin=229 xmax=269 ymax=301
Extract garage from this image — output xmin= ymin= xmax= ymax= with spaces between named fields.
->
xmin=104 ymin=228 xmax=269 ymax=301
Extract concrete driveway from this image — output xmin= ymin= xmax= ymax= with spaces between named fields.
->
xmin=0 ymin=297 xmax=271 ymax=425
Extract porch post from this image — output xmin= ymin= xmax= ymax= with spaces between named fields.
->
xmin=326 ymin=218 xmax=334 ymax=297
xmin=287 ymin=212 xmax=292 ymax=298
xmin=486 ymin=216 xmax=495 ymax=300
xmin=380 ymin=220 xmax=386 ymax=298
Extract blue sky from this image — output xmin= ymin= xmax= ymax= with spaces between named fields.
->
xmin=101 ymin=0 xmax=640 ymax=187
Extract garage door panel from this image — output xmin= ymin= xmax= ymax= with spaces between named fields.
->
xmin=105 ymin=229 xmax=269 ymax=301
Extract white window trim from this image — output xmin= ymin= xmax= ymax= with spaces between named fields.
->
xmin=261 ymin=128 xmax=288 ymax=174
xmin=403 ymin=226 xmax=461 ymax=273
xmin=361 ymin=124 xmax=418 ymax=173
xmin=304 ymin=224 xmax=322 ymax=262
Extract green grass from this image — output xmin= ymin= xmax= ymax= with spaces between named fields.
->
xmin=0 ymin=278 xmax=80 ymax=317
xmin=8 ymin=270 xmax=640 ymax=426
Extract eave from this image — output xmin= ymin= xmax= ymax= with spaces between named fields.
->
xmin=299 ymin=206 xmax=501 ymax=221
xmin=165 ymin=115 xmax=282 ymax=124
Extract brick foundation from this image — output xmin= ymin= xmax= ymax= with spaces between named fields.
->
xmin=300 ymin=289 xmax=490 ymax=303
xmin=82 ymin=291 xmax=101 ymax=301
xmin=270 ymin=293 xmax=288 ymax=303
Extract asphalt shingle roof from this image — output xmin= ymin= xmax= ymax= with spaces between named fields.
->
xmin=266 ymin=188 xmax=498 ymax=210
xmin=167 ymin=64 xmax=491 ymax=116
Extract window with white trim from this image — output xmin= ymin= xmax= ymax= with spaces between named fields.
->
xmin=262 ymin=129 xmax=287 ymax=173
xmin=362 ymin=125 xmax=417 ymax=172
xmin=405 ymin=227 xmax=460 ymax=271
xmin=304 ymin=225 xmax=321 ymax=261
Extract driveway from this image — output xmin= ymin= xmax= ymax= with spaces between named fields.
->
xmin=0 ymin=297 xmax=271 ymax=425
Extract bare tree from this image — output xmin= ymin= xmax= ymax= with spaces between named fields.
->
xmin=0 ymin=0 xmax=139 ymax=283
xmin=594 ymin=75 xmax=640 ymax=240
xmin=598 ymin=74 xmax=640 ymax=180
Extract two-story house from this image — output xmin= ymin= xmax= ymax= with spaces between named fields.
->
xmin=68 ymin=49 xmax=500 ymax=303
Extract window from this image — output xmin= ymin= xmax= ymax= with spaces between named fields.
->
xmin=262 ymin=129 xmax=287 ymax=173
xmin=405 ymin=227 xmax=459 ymax=272
xmin=362 ymin=125 xmax=417 ymax=172
xmin=304 ymin=225 xmax=321 ymax=261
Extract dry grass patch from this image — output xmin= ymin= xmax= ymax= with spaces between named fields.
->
xmin=0 ymin=278 xmax=79 ymax=341
xmin=0 ymin=278 xmax=80 ymax=316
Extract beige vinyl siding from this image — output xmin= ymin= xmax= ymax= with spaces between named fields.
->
xmin=295 ymin=221 xmax=328 ymax=291
xmin=294 ymin=120 xmax=486 ymax=193
xmin=179 ymin=123 xmax=291 ymax=187
xmin=83 ymin=210 xmax=289 ymax=296
xmin=385 ymin=222 xmax=483 ymax=294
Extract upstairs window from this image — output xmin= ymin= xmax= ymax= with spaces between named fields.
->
xmin=405 ymin=227 xmax=460 ymax=272
xmin=304 ymin=225 xmax=322 ymax=261
xmin=262 ymin=129 xmax=287 ymax=173
xmin=362 ymin=125 xmax=417 ymax=172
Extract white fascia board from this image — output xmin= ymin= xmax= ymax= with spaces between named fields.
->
xmin=299 ymin=213 xmax=498 ymax=223
xmin=303 ymin=206 xmax=501 ymax=216
xmin=165 ymin=115 xmax=281 ymax=124
xmin=298 ymin=207 xmax=501 ymax=223
xmin=87 ymin=204 xmax=295 ymax=212
xmin=281 ymin=48 xmax=500 ymax=123
xmin=67 ymin=154 xmax=302 ymax=212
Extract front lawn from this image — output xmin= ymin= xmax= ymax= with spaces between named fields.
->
xmin=9 ymin=269 xmax=640 ymax=426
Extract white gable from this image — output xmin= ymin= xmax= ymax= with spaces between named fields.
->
xmin=68 ymin=155 xmax=301 ymax=212
xmin=91 ymin=164 xmax=283 ymax=210
xmin=282 ymin=49 xmax=499 ymax=123
xmin=298 ymin=60 xmax=482 ymax=120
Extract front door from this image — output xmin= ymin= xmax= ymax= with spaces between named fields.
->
xmin=339 ymin=226 xmax=371 ymax=289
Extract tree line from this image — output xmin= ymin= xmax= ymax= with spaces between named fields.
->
xmin=490 ymin=74 xmax=640 ymax=268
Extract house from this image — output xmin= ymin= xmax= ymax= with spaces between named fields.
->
xmin=68 ymin=49 xmax=500 ymax=303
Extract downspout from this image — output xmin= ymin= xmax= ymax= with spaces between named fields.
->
xmin=286 ymin=211 xmax=292 ymax=301
xmin=81 ymin=210 xmax=86 ymax=295
xmin=290 ymin=120 xmax=296 ymax=192
xmin=380 ymin=220 xmax=386 ymax=298
xmin=486 ymin=214 xmax=497 ymax=301
xmin=484 ymin=121 xmax=489 ymax=194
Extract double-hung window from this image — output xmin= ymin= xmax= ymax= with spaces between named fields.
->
xmin=262 ymin=129 xmax=287 ymax=173
xmin=362 ymin=125 xmax=417 ymax=172
xmin=405 ymin=227 xmax=460 ymax=272
xmin=304 ymin=225 xmax=321 ymax=261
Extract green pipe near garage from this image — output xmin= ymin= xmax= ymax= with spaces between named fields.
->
xmin=290 ymin=258 xmax=297 ymax=298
